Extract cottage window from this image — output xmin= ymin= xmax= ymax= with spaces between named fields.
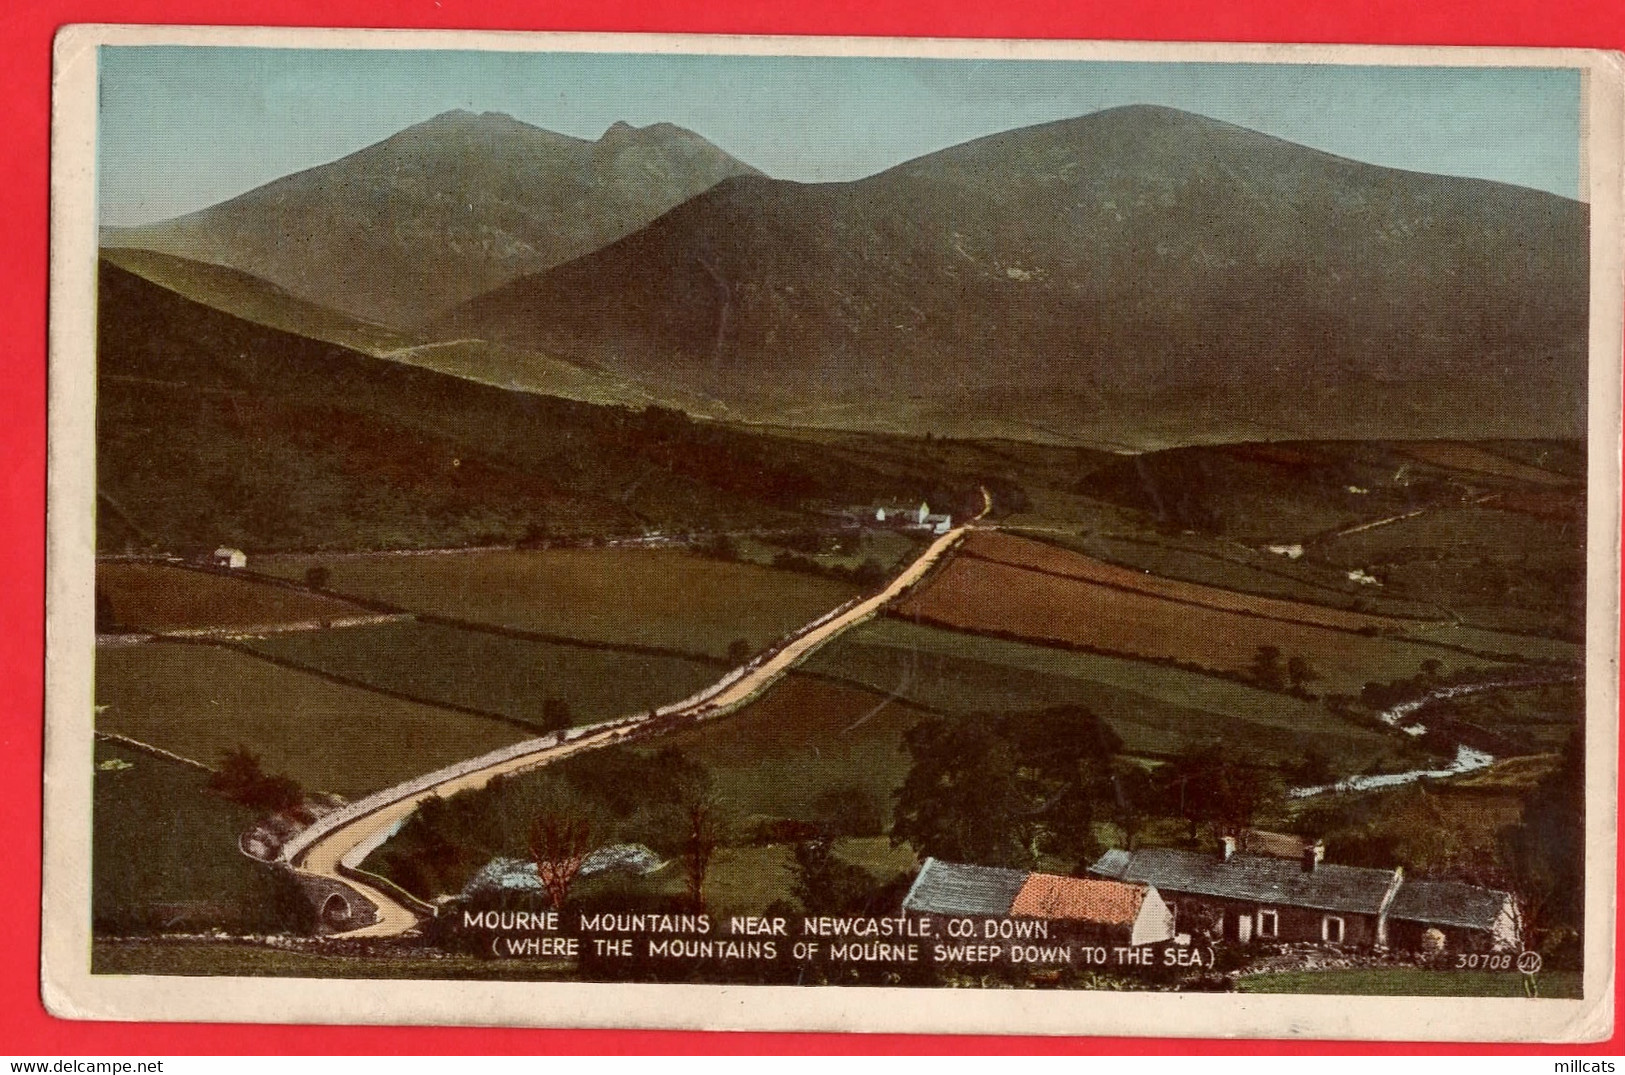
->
xmin=1257 ymin=909 xmax=1278 ymax=938
xmin=1322 ymin=915 xmax=1345 ymax=943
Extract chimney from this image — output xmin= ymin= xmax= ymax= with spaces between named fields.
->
xmin=1301 ymin=840 xmax=1325 ymax=873
xmin=1221 ymin=835 xmax=1236 ymax=861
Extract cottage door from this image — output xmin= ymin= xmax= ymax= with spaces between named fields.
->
xmin=1225 ymin=911 xmax=1252 ymax=943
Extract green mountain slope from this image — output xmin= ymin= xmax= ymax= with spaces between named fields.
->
xmin=95 ymin=259 xmax=980 ymax=553
xmin=99 ymin=246 xmax=724 ymax=415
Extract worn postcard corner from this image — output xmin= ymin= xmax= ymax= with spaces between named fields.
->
xmin=41 ymin=25 xmax=1625 ymax=1039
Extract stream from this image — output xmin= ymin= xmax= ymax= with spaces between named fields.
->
xmin=1288 ymin=675 xmax=1577 ymax=799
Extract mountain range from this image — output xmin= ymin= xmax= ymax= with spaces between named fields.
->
xmin=104 ymin=104 xmax=1589 ymax=449
xmin=431 ymin=105 xmax=1589 ymax=445
xmin=103 ymin=110 xmax=760 ymax=329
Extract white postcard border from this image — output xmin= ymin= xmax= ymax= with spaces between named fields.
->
xmin=41 ymin=24 xmax=1625 ymax=1041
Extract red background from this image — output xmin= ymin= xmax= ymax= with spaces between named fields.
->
xmin=2 ymin=0 xmax=1620 ymax=1055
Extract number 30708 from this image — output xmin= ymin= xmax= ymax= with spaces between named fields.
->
xmin=1455 ymin=953 xmax=1514 ymax=970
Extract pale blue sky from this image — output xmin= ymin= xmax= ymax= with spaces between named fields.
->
xmin=97 ymin=46 xmax=1583 ymax=226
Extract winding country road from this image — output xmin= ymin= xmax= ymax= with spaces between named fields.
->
xmin=283 ymin=489 xmax=991 ymax=938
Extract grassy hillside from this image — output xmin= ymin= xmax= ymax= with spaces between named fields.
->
xmin=99 ymin=246 xmax=416 ymax=354
xmin=1074 ymin=440 xmax=1587 ymax=640
xmin=93 ymin=738 xmax=300 ymax=935
xmin=100 ymin=247 xmax=714 ymax=415
xmin=241 ymin=621 xmax=722 ymax=729
xmin=96 ymin=259 xmax=988 ymax=554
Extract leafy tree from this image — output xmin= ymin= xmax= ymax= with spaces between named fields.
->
xmin=792 ymin=837 xmax=879 ymax=914
xmin=891 ymin=716 xmax=1033 ymax=868
xmin=700 ymin=534 xmax=738 ymax=562
xmin=1106 ymin=763 xmax=1157 ymax=851
xmin=1499 ymin=727 xmax=1584 ymax=959
xmin=207 ymin=746 xmax=304 ymax=813
xmin=1286 ymin=655 xmax=1320 ymax=694
xmin=810 ymin=785 xmax=885 ymax=838
xmin=1250 ymin=645 xmax=1287 ymax=691
xmin=1157 ymin=745 xmax=1279 ymax=840
xmin=726 ymin=638 xmax=753 ymax=665
xmin=540 ymin=698 xmax=573 ymax=732
xmin=304 ymin=564 xmax=331 ymax=590
xmin=1005 ymin=706 xmax=1121 ymax=867
xmin=891 ymin=706 xmax=1122 ymax=870
xmin=1289 ymin=747 xmax=1336 ymax=788
xmin=680 ymin=795 xmax=720 ymax=914
xmin=637 ymin=748 xmax=726 ymax=912
xmin=852 ymin=558 xmax=886 ymax=587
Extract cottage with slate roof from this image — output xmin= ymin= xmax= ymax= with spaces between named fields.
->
xmin=902 ymin=858 xmax=1029 ymax=919
xmin=1386 ymin=879 xmax=1521 ymax=953
xmin=902 ymin=857 xmax=1175 ymax=946
xmin=1089 ymin=831 xmax=1521 ymax=953
xmin=1090 ymin=843 xmax=1400 ymax=947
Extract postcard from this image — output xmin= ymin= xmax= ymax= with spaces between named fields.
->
xmin=41 ymin=25 xmax=1624 ymax=1040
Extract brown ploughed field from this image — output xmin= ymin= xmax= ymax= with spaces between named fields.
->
xmin=894 ymin=533 xmax=1491 ymax=691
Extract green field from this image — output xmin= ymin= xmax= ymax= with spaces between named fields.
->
xmin=805 ymin=619 xmax=1423 ymax=773
xmin=95 ymin=642 xmax=529 ymax=796
xmin=363 ymin=675 xmax=933 ymax=901
xmin=93 ymin=738 xmax=299 ymax=936
xmin=96 ymin=562 xmax=370 ymax=632
xmin=1238 ymin=967 xmax=1582 ymax=998
xmin=242 ymin=620 xmax=723 ymax=729
xmin=1315 ymin=504 xmax=1585 ymax=640
xmin=253 ymin=548 xmax=859 ymax=659
xmin=653 ymin=675 xmax=932 ymax=823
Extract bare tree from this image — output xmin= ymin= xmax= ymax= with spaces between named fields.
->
xmin=529 ymin=812 xmax=595 ymax=910
xmin=681 ymin=800 xmax=719 ymax=913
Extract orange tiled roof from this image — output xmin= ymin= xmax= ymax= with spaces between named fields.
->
xmin=1009 ymin=872 xmax=1146 ymax=925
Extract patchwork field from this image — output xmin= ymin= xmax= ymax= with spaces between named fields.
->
xmin=963 ymin=530 xmax=1413 ymax=632
xmin=1396 ymin=442 xmax=1578 ymax=487
xmin=253 ymin=548 xmax=859 ymax=659
xmin=96 ymin=562 xmax=371 ymax=632
xmin=93 ymin=738 xmax=295 ymax=935
xmin=95 ymin=642 xmax=529 ymax=797
xmin=242 ymin=620 xmax=722 ymax=729
xmin=1313 ymin=504 xmax=1585 ymax=638
xmin=987 ymin=529 xmax=1581 ymax=663
xmin=892 ymin=534 xmax=1501 ymax=693
xmin=1008 ymin=526 xmax=1442 ymax=616
xmin=804 ymin=619 xmax=1415 ymax=771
